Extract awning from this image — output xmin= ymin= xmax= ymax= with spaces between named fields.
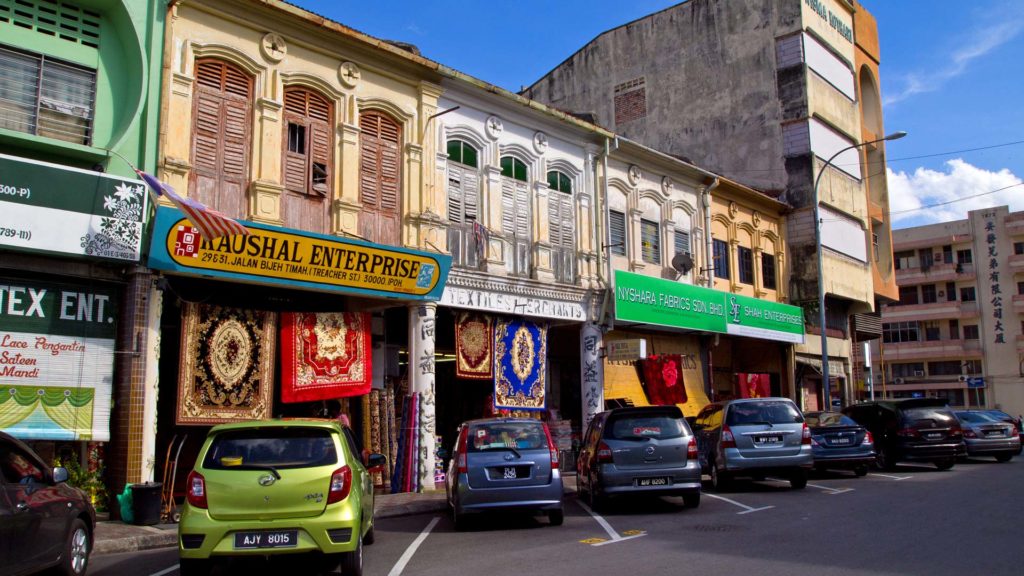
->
xmin=795 ymin=355 xmax=846 ymax=376
xmin=604 ymin=364 xmax=711 ymax=417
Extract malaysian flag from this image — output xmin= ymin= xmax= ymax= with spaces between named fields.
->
xmin=472 ymin=219 xmax=489 ymax=261
xmin=134 ymin=169 xmax=249 ymax=240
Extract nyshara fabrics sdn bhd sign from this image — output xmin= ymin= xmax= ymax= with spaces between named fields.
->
xmin=613 ymin=270 xmax=804 ymax=344
xmin=148 ymin=207 xmax=451 ymax=301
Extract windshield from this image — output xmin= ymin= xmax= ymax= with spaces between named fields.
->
xmin=203 ymin=427 xmax=338 ymax=470
xmin=805 ymin=412 xmax=858 ymax=427
xmin=726 ymin=401 xmax=803 ymax=426
xmin=468 ymin=422 xmax=547 ymax=452
xmin=607 ymin=413 xmax=686 ymax=440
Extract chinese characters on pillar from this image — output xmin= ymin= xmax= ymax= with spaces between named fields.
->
xmin=985 ymin=217 xmax=1006 ymax=344
xmin=581 ymin=323 xmax=603 ymax=431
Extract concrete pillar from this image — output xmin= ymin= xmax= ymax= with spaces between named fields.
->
xmin=581 ymin=323 xmax=604 ymax=432
xmin=408 ymin=302 xmax=437 ymax=491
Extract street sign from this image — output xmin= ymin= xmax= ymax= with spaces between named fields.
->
xmin=967 ymin=377 xmax=985 ymax=389
xmin=605 ymin=339 xmax=647 ymax=362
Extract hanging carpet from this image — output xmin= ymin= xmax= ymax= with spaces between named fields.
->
xmin=639 ymin=354 xmax=688 ymax=406
xmin=739 ymin=373 xmax=771 ymax=399
xmin=177 ymin=303 xmax=276 ymax=425
xmin=455 ymin=312 xmax=493 ymax=380
xmin=281 ymin=312 xmax=371 ymax=403
xmin=493 ymin=318 xmax=547 ymax=412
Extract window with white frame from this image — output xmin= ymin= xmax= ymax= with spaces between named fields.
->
xmin=447 ymin=139 xmax=482 ymax=268
xmin=547 ymin=170 xmax=575 ymax=283
xmin=713 ymin=239 xmax=730 ymax=279
xmin=609 ymin=209 xmax=626 ymax=256
xmin=641 ymin=219 xmax=660 ymax=265
xmin=738 ymin=246 xmax=754 ymax=285
xmin=0 ymin=45 xmax=96 ymax=144
xmin=500 ymin=156 xmax=530 ymax=277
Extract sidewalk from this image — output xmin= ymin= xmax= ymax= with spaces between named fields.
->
xmin=93 ymin=490 xmax=448 ymax=555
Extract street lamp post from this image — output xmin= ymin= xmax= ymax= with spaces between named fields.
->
xmin=814 ymin=130 xmax=906 ymax=410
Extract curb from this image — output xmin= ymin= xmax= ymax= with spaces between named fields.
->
xmin=93 ymin=526 xmax=178 ymax=555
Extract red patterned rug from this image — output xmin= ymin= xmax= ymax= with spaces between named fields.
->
xmin=281 ymin=312 xmax=372 ymax=402
xmin=455 ymin=312 xmax=493 ymax=380
xmin=177 ymin=303 xmax=276 ymax=425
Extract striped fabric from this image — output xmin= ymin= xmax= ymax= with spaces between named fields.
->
xmin=134 ymin=169 xmax=249 ymax=240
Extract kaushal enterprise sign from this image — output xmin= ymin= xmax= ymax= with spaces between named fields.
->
xmin=614 ymin=270 xmax=805 ymax=344
xmin=148 ymin=207 xmax=451 ymax=301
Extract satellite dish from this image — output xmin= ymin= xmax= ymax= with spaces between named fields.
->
xmin=671 ymin=252 xmax=694 ymax=277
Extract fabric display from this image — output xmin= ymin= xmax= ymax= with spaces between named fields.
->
xmin=368 ymin=390 xmax=383 ymax=487
xmin=639 ymin=354 xmax=688 ymax=406
xmin=739 ymin=373 xmax=771 ymax=399
xmin=177 ymin=303 xmax=276 ymax=425
xmin=493 ymin=318 xmax=548 ymax=412
xmin=455 ymin=312 xmax=493 ymax=380
xmin=280 ymin=312 xmax=371 ymax=403
xmin=392 ymin=393 xmax=422 ymax=494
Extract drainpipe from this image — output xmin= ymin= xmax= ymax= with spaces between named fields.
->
xmin=596 ymin=136 xmax=619 ymax=329
xmin=702 ymin=178 xmax=720 ymax=288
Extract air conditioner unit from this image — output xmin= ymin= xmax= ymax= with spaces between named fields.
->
xmin=913 ymin=370 xmax=925 ymax=377
xmin=938 ymin=291 xmax=945 ymax=297
xmin=958 ymin=375 xmax=969 ymax=383
xmin=893 ymin=377 xmax=905 ymax=384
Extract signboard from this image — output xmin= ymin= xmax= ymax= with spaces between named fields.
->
xmin=149 ymin=207 xmax=451 ymax=301
xmin=440 ymin=285 xmax=586 ymax=321
xmin=0 ymin=278 xmax=117 ymax=441
xmin=614 ymin=270 xmax=805 ymax=344
xmin=967 ymin=377 xmax=985 ymax=389
xmin=605 ymin=339 xmax=647 ymax=362
xmin=0 ymin=153 xmax=148 ymax=262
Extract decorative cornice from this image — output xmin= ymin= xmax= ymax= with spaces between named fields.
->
xmin=445 ymin=268 xmax=595 ymax=303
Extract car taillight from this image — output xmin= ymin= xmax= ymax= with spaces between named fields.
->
xmin=186 ymin=470 xmax=207 ymax=509
xmin=542 ymin=423 xmax=559 ymax=470
xmin=456 ymin=428 xmax=469 ymax=474
xmin=721 ymin=426 xmax=736 ymax=449
xmin=801 ymin=423 xmax=811 ymax=445
xmin=948 ymin=426 xmax=962 ymax=439
xmin=897 ymin=427 xmax=919 ymax=438
xmin=687 ymin=437 xmax=698 ymax=460
xmin=596 ymin=441 xmax=613 ymax=463
xmin=963 ymin=429 xmax=977 ymax=439
xmin=327 ymin=466 xmax=352 ymax=504
xmin=863 ymin=431 xmax=874 ymax=445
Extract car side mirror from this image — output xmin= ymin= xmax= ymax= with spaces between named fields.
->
xmin=53 ymin=466 xmax=69 ymax=484
xmin=366 ymin=453 xmax=387 ymax=472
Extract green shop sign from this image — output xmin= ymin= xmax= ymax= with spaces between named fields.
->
xmin=614 ymin=270 xmax=804 ymax=344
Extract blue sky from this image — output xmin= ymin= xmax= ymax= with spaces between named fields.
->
xmin=291 ymin=0 xmax=1023 ymax=228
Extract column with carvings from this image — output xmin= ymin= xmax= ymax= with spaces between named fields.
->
xmin=408 ymin=302 xmax=438 ymax=491
xmin=580 ymin=323 xmax=604 ymax=433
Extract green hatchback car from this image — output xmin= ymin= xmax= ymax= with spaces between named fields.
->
xmin=178 ymin=420 xmax=385 ymax=576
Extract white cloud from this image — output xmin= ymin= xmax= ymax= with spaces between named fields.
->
xmin=884 ymin=18 xmax=1024 ymax=105
xmin=887 ymin=159 xmax=1023 ymax=228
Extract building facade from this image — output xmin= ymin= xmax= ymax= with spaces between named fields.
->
xmin=872 ymin=206 xmax=1024 ymax=417
xmin=522 ymin=0 xmax=898 ymax=411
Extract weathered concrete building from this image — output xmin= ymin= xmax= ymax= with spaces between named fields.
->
xmin=524 ymin=0 xmax=898 ymax=410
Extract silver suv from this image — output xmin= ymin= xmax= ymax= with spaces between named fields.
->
xmin=693 ymin=398 xmax=813 ymax=491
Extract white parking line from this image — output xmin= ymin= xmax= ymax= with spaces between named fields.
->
xmin=702 ymin=492 xmax=774 ymax=514
xmin=150 ymin=566 xmax=178 ymax=576
xmin=576 ymin=500 xmax=648 ymax=545
xmin=388 ymin=516 xmax=440 ymax=576
xmin=868 ymin=472 xmax=911 ymax=481
xmin=765 ymin=477 xmax=852 ymax=494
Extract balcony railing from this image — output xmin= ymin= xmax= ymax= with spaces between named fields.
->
xmin=447 ymin=223 xmax=483 ymax=270
xmin=881 ymin=338 xmax=983 ymax=360
xmin=894 ymin=261 xmax=975 ymax=283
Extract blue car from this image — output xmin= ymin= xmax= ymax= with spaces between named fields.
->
xmin=805 ymin=411 xmax=876 ymax=476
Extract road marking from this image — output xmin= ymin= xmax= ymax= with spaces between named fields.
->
xmin=765 ymin=477 xmax=852 ymax=494
xmin=868 ymin=472 xmax=911 ymax=480
xmin=702 ymin=492 xmax=774 ymax=514
xmin=388 ymin=516 xmax=440 ymax=576
xmin=150 ymin=566 xmax=178 ymax=576
xmin=576 ymin=500 xmax=648 ymax=545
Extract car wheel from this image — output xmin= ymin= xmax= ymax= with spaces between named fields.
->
xmin=682 ymin=491 xmax=701 ymax=509
xmin=362 ymin=522 xmax=375 ymax=545
xmin=451 ymin=501 xmax=468 ymax=532
xmin=178 ymin=559 xmax=212 ymax=576
xmin=54 ymin=518 xmax=90 ymax=576
xmin=338 ymin=528 xmax=363 ymax=576
xmin=789 ymin=469 xmax=808 ymax=490
xmin=575 ymin=472 xmax=586 ymax=499
xmin=547 ymin=509 xmax=564 ymax=526
xmin=876 ymin=447 xmax=897 ymax=471
xmin=995 ymin=453 xmax=1013 ymax=463
xmin=853 ymin=465 xmax=869 ymax=477
xmin=934 ymin=458 xmax=955 ymax=471
xmin=710 ymin=463 xmax=731 ymax=492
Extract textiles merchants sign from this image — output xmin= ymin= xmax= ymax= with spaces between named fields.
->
xmin=149 ymin=207 xmax=451 ymax=301
xmin=614 ymin=270 xmax=804 ymax=344
xmin=0 ymin=153 xmax=148 ymax=262
xmin=0 ymin=279 xmax=116 ymax=441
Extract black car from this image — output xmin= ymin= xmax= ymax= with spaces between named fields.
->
xmin=804 ymin=411 xmax=875 ymax=476
xmin=0 ymin=432 xmax=96 ymax=576
xmin=843 ymin=399 xmax=965 ymax=470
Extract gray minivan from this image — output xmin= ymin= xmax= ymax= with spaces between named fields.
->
xmin=692 ymin=398 xmax=813 ymax=490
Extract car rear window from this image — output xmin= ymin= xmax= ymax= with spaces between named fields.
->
xmin=726 ymin=401 xmax=803 ymax=426
xmin=956 ymin=411 xmax=998 ymax=424
xmin=902 ymin=408 xmax=956 ymax=426
xmin=468 ymin=422 xmax=546 ymax=452
xmin=607 ymin=413 xmax=686 ymax=440
xmin=805 ymin=412 xmax=858 ymax=427
xmin=203 ymin=427 xmax=338 ymax=470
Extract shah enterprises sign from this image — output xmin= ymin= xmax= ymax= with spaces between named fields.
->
xmin=613 ymin=270 xmax=804 ymax=344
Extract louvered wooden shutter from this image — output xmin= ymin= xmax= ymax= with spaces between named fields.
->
xmin=609 ymin=210 xmax=626 ymax=256
xmin=674 ymin=229 xmax=691 ymax=256
xmin=359 ymin=112 xmax=401 ymax=245
xmin=501 ymin=178 xmax=516 ymax=236
xmin=190 ymin=59 xmax=252 ymax=218
xmin=447 ymin=164 xmax=463 ymax=224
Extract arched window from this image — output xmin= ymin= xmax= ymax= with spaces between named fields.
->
xmin=282 ymin=87 xmax=332 ymax=233
xmin=190 ymin=59 xmax=253 ymax=218
xmin=359 ymin=111 xmax=401 ymax=245
xmin=547 ymin=170 xmax=575 ymax=283
xmin=446 ymin=139 xmax=481 ymax=267
xmin=500 ymin=156 xmax=530 ymax=276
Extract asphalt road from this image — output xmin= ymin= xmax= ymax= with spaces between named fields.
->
xmin=88 ymin=458 xmax=1024 ymax=576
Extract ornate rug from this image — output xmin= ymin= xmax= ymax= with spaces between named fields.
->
xmin=493 ymin=318 xmax=547 ymax=412
xmin=739 ymin=373 xmax=771 ymax=398
xmin=455 ymin=312 xmax=493 ymax=380
xmin=281 ymin=312 xmax=372 ymax=403
xmin=177 ymin=304 xmax=276 ymax=425
xmin=640 ymin=354 xmax=688 ymax=405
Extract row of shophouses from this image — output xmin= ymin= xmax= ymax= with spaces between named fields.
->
xmin=0 ymin=0 xmax=894 ymax=502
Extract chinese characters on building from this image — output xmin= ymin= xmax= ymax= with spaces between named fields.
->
xmin=985 ymin=215 xmax=1006 ymax=344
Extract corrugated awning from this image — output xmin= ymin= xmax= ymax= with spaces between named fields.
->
xmin=795 ymin=355 xmax=846 ymax=376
